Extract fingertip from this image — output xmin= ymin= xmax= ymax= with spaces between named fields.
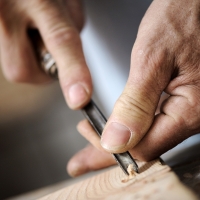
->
xmin=100 ymin=78 xmax=158 ymax=153
xmin=36 ymin=12 xmax=92 ymax=108
xmin=77 ymin=119 xmax=89 ymax=133
xmin=67 ymin=144 xmax=116 ymax=177
xmin=34 ymin=4 xmax=93 ymax=108
xmin=67 ymin=157 xmax=89 ymax=177
xmin=67 ymin=82 xmax=91 ymax=109
xmin=58 ymin=62 xmax=93 ymax=110
xmin=67 ymin=145 xmax=94 ymax=177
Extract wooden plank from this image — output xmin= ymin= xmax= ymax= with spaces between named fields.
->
xmin=39 ymin=159 xmax=198 ymax=200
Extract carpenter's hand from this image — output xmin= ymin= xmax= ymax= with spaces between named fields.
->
xmin=0 ymin=0 xmax=92 ymax=109
xmin=68 ymin=0 xmax=200 ymax=176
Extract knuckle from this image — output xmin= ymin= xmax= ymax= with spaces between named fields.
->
xmin=184 ymin=97 xmax=200 ymax=130
xmin=3 ymin=64 xmax=31 ymax=83
xmin=132 ymin=47 xmax=171 ymax=90
xmin=116 ymin=92 xmax=152 ymax=119
xmin=46 ymin=27 xmax=79 ymax=49
xmin=167 ymin=94 xmax=200 ymax=132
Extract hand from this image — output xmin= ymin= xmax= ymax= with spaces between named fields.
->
xmin=68 ymin=0 xmax=200 ymax=176
xmin=0 ymin=0 xmax=92 ymax=109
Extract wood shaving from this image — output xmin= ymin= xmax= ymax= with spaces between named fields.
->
xmin=121 ymin=164 xmax=136 ymax=183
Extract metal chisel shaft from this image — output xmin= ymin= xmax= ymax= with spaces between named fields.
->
xmin=36 ymin=36 xmax=139 ymax=175
xmin=83 ymin=101 xmax=139 ymax=175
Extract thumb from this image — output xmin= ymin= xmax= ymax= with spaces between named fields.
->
xmin=101 ymin=45 xmax=173 ymax=153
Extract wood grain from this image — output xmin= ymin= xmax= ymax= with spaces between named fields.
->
xmin=39 ymin=159 xmax=198 ymax=200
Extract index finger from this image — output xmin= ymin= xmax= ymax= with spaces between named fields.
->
xmin=30 ymin=0 xmax=92 ymax=109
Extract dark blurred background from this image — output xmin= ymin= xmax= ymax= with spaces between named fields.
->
xmin=0 ymin=69 xmax=89 ymax=199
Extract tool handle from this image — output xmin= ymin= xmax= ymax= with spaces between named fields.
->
xmin=28 ymin=29 xmax=58 ymax=78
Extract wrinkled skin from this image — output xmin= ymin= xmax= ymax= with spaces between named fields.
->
xmin=1 ymin=0 xmax=200 ymax=177
xmin=68 ymin=0 xmax=200 ymax=176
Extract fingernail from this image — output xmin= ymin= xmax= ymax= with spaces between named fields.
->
xmin=68 ymin=83 xmax=88 ymax=108
xmin=101 ymin=122 xmax=132 ymax=151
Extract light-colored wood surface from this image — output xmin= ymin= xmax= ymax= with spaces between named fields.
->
xmin=39 ymin=159 xmax=198 ymax=200
xmin=7 ymin=169 xmax=109 ymax=200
